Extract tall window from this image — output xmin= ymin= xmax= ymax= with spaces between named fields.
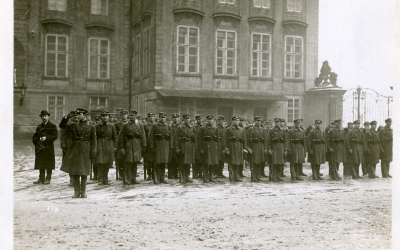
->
xmin=177 ymin=26 xmax=199 ymax=74
xmin=45 ymin=35 xmax=68 ymax=77
xmin=251 ymin=33 xmax=271 ymax=77
xmin=90 ymin=97 xmax=108 ymax=107
xmin=88 ymin=38 xmax=110 ymax=79
xmin=47 ymin=96 xmax=65 ymax=122
xmin=287 ymin=98 xmax=300 ymax=123
xmin=142 ymin=28 xmax=150 ymax=75
xmin=216 ymin=30 xmax=236 ymax=75
xmin=91 ymin=0 xmax=108 ymax=15
xmin=254 ymin=0 xmax=270 ymax=8
xmin=285 ymin=36 xmax=303 ymax=79
xmin=219 ymin=0 xmax=235 ymax=4
xmin=133 ymin=35 xmax=140 ymax=78
xmin=48 ymin=0 xmax=67 ymax=11
xmin=287 ymin=0 xmax=302 ymax=12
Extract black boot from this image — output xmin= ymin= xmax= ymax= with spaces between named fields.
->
xmin=80 ymin=176 xmax=87 ymax=198
xmin=209 ymin=165 xmax=215 ymax=182
xmin=351 ymin=164 xmax=358 ymax=179
xmin=68 ymin=174 xmax=74 ymax=186
xmin=184 ymin=164 xmax=193 ymax=183
xmin=233 ymin=165 xmax=242 ymax=182
xmin=72 ymin=175 xmax=80 ymax=198
xmin=33 ymin=170 xmax=45 ymax=184
xmin=228 ymin=164 xmax=234 ymax=182
xmin=270 ymin=165 xmax=277 ymax=181
xmin=387 ymin=165 xmax=392 ymax=178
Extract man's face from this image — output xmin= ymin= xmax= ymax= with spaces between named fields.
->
xmin=149 ymin=115 xmax=155 ymax=123
xmin=354 ymin=123 xmax=360 ymax=129
xmin=335 ymin=122 xmax=340 ymax=129
xmin=41 ymin=115 xmax=49 ymax=123
xmin=275 ymin=121 xmax=281 ymax=128
xmin=184 ymin=117 xmax=190 ymax=124
xmin=315 ymin=123 xmax=321 ymax=129
xmin=255 ymin=120 xmax=261 ymax=126
xmin=386 ymin=121 xmax=392 ymax=127
xmin=172 ymin=117 xmax=179 ymax=123
xmin=295 ymin=122 xmax=300 ymax=128
xmin=159 ymin=117 xmax=166 ymax=123
xmin=122 ymin=114 xmax=128 ymax=120
xmin=101 ymin=115 xmax=109 ymax=122
xmin=128 ymin=115 xmax=136 ymax=123
xmin=371 ymin=124 xmax=377 ymax=130
xmin=86 ymin=114 xmax=91 ymax=121
xmin=233 ymin=119 xmax=240 ymax=126
xmin=365 ymin=125 xmax=370 ymax=130
xmin=217 ymin=119 xmax=222 ymax=126
xmin=207 ymin=118 xmax=214 ymax=126
xmin=348 ymin=124 xmax=353 ymax=129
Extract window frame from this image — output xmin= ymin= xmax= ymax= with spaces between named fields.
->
xmin=142 ymin=27 xmax=151 ymax=76
xmin=47 ymin=95 xmax=65 ymax=122
xmin=133 ymin=35 xmax=141 ymax=79
xmin=176 ymin=25 xmax=200 ymax=74
xmin=254 ymin=0 xmax=270 ymax=9
xmin=45 ymin=34 xmax=69 ymax=78
xmin=88 ymin=37 xmax=111 ymax=80
xmin=48 ymin=0 xmax=67 ymax=11
xmin=219 ymin=0 xmax=235 ymax=4
xmin=91 ymin=0 xmax=109 ymax=15
xmin=90 ymin=96 xmax=108 ymax=107
xmin=251 ymin=32 xmax=271 ymax=77
xmin=284 ymin=35 xmax=303 ymax=79
xmin=287 ymin=98 xmax=301 ymax=123
xmin=215 ymin=29 xmax=237 ymax=76
xmin=287 ymin=0 xmax=302 ymax=12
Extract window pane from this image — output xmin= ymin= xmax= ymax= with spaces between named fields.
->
xmin=46 ymin=53 xmax=56 ymax=76
xmin=263 ymin=0 xmax=270 ymax=8
xmin=48 ymin=96 xmax=55 ymax=106
xmin=101 ymin=0 xmax=108 ymax=15
xmin=90 ymin=39 xmax=98 ymax=54
xmin=227 ymin=50 xmax=235 ymax=59
xmin=178 ymin=55 xmax=185 ymax=64
xmin=189 ymin=47 xmax=197 ymax=56
xmin=178 ymin=65 xmax=185 ymax=72
xmin=91 ymin=0 xmax=98 ymax=14
xmin=295 ymin=0 xmax=302 ymax=12
xmin=178 ymin=46 xmax=185 ymax=56
xmin=294 ymin=109 xmax=300 ymax=119
xmin=99 ymin=97 xmax=106 ymax=106
xmin=58 ymin=36 xmax=67 ymax=51
xmin=252 ymin=69 xmax=258 ymax=76
xmin=189 ymin=65 xmax=196 ymax=73
xmin=100 ymin=40 xmax=109 ymax=54
xmin=217 ymin=67 xmax=223 ymax=74
xmin=57 ymin=96 xmax=64 ymax=105
xmin=90 ymin=56 xmax=98 ymax=78
xmin=294 ymin=99 xmax=300 ymax=108
xmin=227 ymin=67 xmax=233 ymax=75
xmin=47 ymin=36 xmax=56 ymax=51
xmin=288 ymin=99 xmax=293 ymax=108
xmin=189 ymin=56 xmax=197 ymax=65
xmin=254 ymin=0 xmax=261 ymax=7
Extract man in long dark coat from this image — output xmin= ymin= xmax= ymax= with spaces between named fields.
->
xmin=143 ymin=112 xmax=156 ymax=180
xmin=326 ymin=119 xmax=346 ymax=180
xmin=280 ymin=119 xmax=289 ymax=178
xmin=287 ymin=119 xmax=306 ymax=181
xmin=174 ymin=114 xmax=196 ymax=183
xmin=362 ymin=121 xmax=371 ymax=176
xmin=343 ymin=122 xmax=353 ymax=175
xmin=60 ymin=111 xmax=77 ymax=186
xmin=306 ymin=120 xmax=326 ymax=180
xmin=267 ymin=118 xmax=288 ymax=181
xmin=32 ymin=110 xmax=58 ymax=185
xmin=118 ymin=111 xmax=146 ymax=185
xmin=198 ymin=115 xmax=220 ymax=183
xmin=215 ymin=115 xmax=227 ymax=178
xmin=168 ymin=113 xmax=180 ymax=179
xmin=148 ymin=112 xmax=174 ymax=184
xmin=60 ymin=108 xmax=97 ymax=198
xmin=345 ymin=120 xmax=366 ymax=179
xmin=94 ymin=111 xmax=117 ymax=185
xmin=193 ymin=114 xmax=204 ymax=179
xmin=379 ymin=118 xmax=393 ymax=178
xmin=365 ymin=121 xmax=382 ymax=178
xmin=247 ymin=116 xmax=268 ymax=182
xmin=115 ymin=109 xmax=129 ymax=180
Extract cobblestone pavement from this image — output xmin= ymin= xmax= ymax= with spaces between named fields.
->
xmin=14 ymin=140 xmax=391 ymax=249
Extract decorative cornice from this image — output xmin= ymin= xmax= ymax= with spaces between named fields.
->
xmin=41 ymin=19 xmax=73 ymax=27
xmin=213 ymin=12 xmax=242 ymax=21
xmin=132 ymin=20 xmax=141 ymax=27
xmin=282 ymin=20 xmax=308 ymax=27
xmin=84 ymin=22 xmax=114 ymax=31
xmin=140 ymin=12 xmax=152 ymax=21
xmin=248 ymin=16 xmax=276 ymax=24
xmin=173 ymin=8 xmax=205 ymax=17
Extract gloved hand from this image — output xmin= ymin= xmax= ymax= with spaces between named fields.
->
xmin=248 ymin=148 xmax=253 ymax=154
xmin=67 ymin=111 xmax=75 ymax=119
xmin=120 ymin=149 xmax=126 ymax=155
xmin=264 ymin=150 xmax=268 ymax=155
xmin=224 ymin=148 xmax=230 ymax=156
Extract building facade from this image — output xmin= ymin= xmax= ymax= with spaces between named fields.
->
xmin=131 ymin=0 xmax=319 ymax=123
xmin=14 ymin=0 xmax=132 ymax=136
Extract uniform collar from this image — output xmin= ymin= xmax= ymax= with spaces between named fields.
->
xmin=274 ymin=126 xmax=281 ymax=131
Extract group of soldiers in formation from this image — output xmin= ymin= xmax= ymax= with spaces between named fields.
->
xmin=32 ymin=107 xmax=393 ymax=199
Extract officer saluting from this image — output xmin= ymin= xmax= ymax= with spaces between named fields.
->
xmin=32 ymin=110 xmax=58 ymax=185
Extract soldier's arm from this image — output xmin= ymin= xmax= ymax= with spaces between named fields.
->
xmin=344 ymin=130 xmax=352 ymax=152
xmin=148 ymin=124 xmax=155 ymax=150
xmin=173 ymin=127 xmax=180 ymax=152
xmin=198 ymin=128 xmax=204 ymax=152
xmin=90 ymin=125 xmax=97 ymax=158
xmin=285 ymin=130 xmax=291 ymax=152
xmin=111 ymin=124 xmax=117 ymax=149
xmin=306 ymin=131 xmax=312 ymax=152
xmin=59 ymin=116 xmax=69 ymax=130
xmin=266 ymin=130 xmax=271 ymax=152
xmin=169 ymin=125 xmax=174 ymax=150
xmin=46 ymin=123 xmax=58 ymax=143
xmin=140 ymin=124 xmax=147 ymax=148
xmin=117 ymin=124 xmax=126 ymax=150
xmin=243 ymin=128 xmax=247 ymax=150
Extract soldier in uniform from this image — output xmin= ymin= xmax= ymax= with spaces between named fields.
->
xmin=148 ymin=112 xmax=174 ymax=184
xmin=224 ymin=116 xmax=247 ymax=182
xmin=198 ymin=115 xmax=220 ymax=183
xmin=32 ymin=110 xmax=58 ymax=185
xmin=279 ymin=119 xmax=289 ymax=178
xmin=238 ymin=117 xmax=247 ymax=177
xmin=60 ymin=108 xmax=96 ymax=198
xmin=143 ymin=112 xmax=156 ymax=180
xmin=326 ymin=119 xmax=346 ymax=180
xmin=94 ymin=111 xmax=117 ymax=185
xmin=263 ymin=120 xmax=272 ymax=179
xmin=365 ymin=121 xmax=382 ymax=178
xmin=193 ymin=114 xmax=204 ymax=179
xmin=168 ymin=113 xmax=180 ymax=179
xmin=306 ymin=120 xmax=326 ymax=180
xmin=343 ymin=122 xmax=353 ymax=175
xmin=287 ymin=119 xmax=306 ymax=181
xmin=215 ymin=115 xmax=227 ymax=178
xmin=379 ymin=118 xmax=392 ymax=178
xmin=362 ymin=121 xmax=371 ymax=176
xmin=95 ymin=114 xmax=101 ymax=124
xmin=247 ymin=116 xmax=268 ymax=182
xmin=118 ymin=111 xmax=146 ymax=185
xmin=267 ymin=118 xmax=287 ymax=181
xmin=60 ymin=111 xmax=77 ymax=186
xmin=345 ymin=120 xmax=365 ymax=179
xmin=114 ymin=110 xmax=129 ymax=180
xmin=174 ymin=114 xmax=195 ymax=183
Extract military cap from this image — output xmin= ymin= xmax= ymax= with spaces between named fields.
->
xmin=232 ymin=115 xmax=240 ymax=121
xmin=294 ymin=119 xmax=302 ymax=124
xmin=239 ymin=117 xmax=245 ymax=122
xmin=385 ymin=118 xmax=392 ymax=123
xmin=159 ymin=112 xmax=167 ymax=118
xmin=127 ymin=113 xmax=135 ymax=117
xmin=206 ymin=114 xmax=214 ymax=120
xmin=254 ymin=116 xmax=263 ymax=121
xmin=353 ymin=120 xmax=360 ymax=124
xmin=265 ymin=120 xmax=272 ymax=124
xmin=172 ymin=113 xmax=180 ymax=118
xmin=217 ymin=115 xmax=225 ymax=121
xmin=370 ymin=121 xmax=377 ymax=125
xmin=280 ymin=118 xmax=286 ymax=123
xmin=119 ymin=109 xmax=128 ymax=115
xmin=76 ymin=108 xmax=88 ymax=114
xmin=347 ymin=122 xmax=353 ymax=125
xmin=195 ymin=114 xmax=202 ymax=120
xmin=334 ymin=119 xmax=342 ymax=123
xmin=330 ymin=122 xmax=335 ymax=125
xmin=364 ymin=121 xmax=370 ymax=126
xmin=315 ymin=119 xmax=322 ymax=124
xmin=274 ymin=118 xmax=281 ymax=122
xmin=183 ymin=113 xmax=191 ymax=119
xmin=67 ymin=110 xmax=76 ymax=118
xmin=39 ymin=110 xmax=50 ymax=117
xmin=147 ymin=112 xmax=155 ymax=117
xmin=100 ymin=111 xmax=110 ymax=116
xmin=129 ymin=110 xmax=138 ymax=115
xmin=95 ymin=114 xmax=101 ymax=118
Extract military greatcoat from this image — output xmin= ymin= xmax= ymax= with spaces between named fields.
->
xmin=344 ymin=127 xmax=366 ymax=165
xmin=365 ymin=128 xmax=383 ymax=164
xmin=60 ymin=118 xmax=97 ymax=175
xmin=118 ymin=121 xmax=146 ymax=163
xmin=33 ymin=121 xmax=58 ymax=170
xmin=148 ymin=121 xmax=173 ymax=164
xmin=144 ymin=121 xmax=155 ymax=161
xmin=94 ymin=122 xmax=117 ymax=164
xmin=266 ymin=126 xmax=288 ymax=165
xmin=286 ymin=127 xmax=306 ymax=164
xmin=174 ymin=123 xmax=196 ymax=164
xmin=198 ymin=124 xmax=220 ymax=165
xmin=247 ymin=124 xmax=267 ymax=164
xmin=306 ymin=127 xmax=326 ymax=165
xmin=326 ymin=127 xmax=346 ymax=164
xmin=379 ymin=125 xmax=393 ymax=162
xmin=224 ymin=124 xmax=247 ymax=165
xmin=217 ymin=124 xmax=226 ymax=162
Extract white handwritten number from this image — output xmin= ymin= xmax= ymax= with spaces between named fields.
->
xmin=46 ymin=206 xmax=59 ymax=212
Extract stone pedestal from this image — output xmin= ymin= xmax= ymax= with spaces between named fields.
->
xmin=305 ymin=86 xmax=346 ymax=127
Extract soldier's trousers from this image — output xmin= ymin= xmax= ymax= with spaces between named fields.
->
xmin=289 ymin=163 xmax=300 ymax=180
xmin=38 ymin=169 xmax=52 ymax=182
xmin=124 ymin=162 xmax=138 ymax=184
xmin=350 ymin=164 xmax=361 ymax=179
xmin=154 ymin=163 xmax=167 ymax=184
xmin=203 ymin=164 xmax=215 ymax=183
xmin=312 ymin=164 xmax=323 ymax=180
xmin=193 ymin=161 xmax=203 ymax=179
xmin=251 ymin=163 xmax=261 ymax=182
xmin=118 ymin=158 xmax=125 ymax=179
xmin=168 ymin=159 xmax=179 ymax=179
xmin=343 ymin=162 xmax=351 ymax=175
xmin=144 ymin=160 xmax=154 ymax=179
xmin=331 ymin=163 xmax=340 ymax=180
xmin=92 ymin=164 xmax=99 ymax=180
xmin=368 ymin=164 xmax=377 ymax=178
xmin=72 ymin=175 xmax=87 ymax=197
xmin=270 ymin=164 xmax=283 ymax=181
xmin=217 ymin=160 xmax=225 ymax=176
xmin=179 ymin=164 xmax=192 ymax=183
xmin=98 ymin=163 xmax=111 ymax=184
xmin=362 ymin=163 xmax=369 ymax=175
xmin=381 ymin=161 xmax=391 ymax=177
xmin=228 ymin=164 xmax=242 ymax=182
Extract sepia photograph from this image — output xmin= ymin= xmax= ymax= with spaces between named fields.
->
xmin=2 ymin=0 xmax=399 ymax=249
